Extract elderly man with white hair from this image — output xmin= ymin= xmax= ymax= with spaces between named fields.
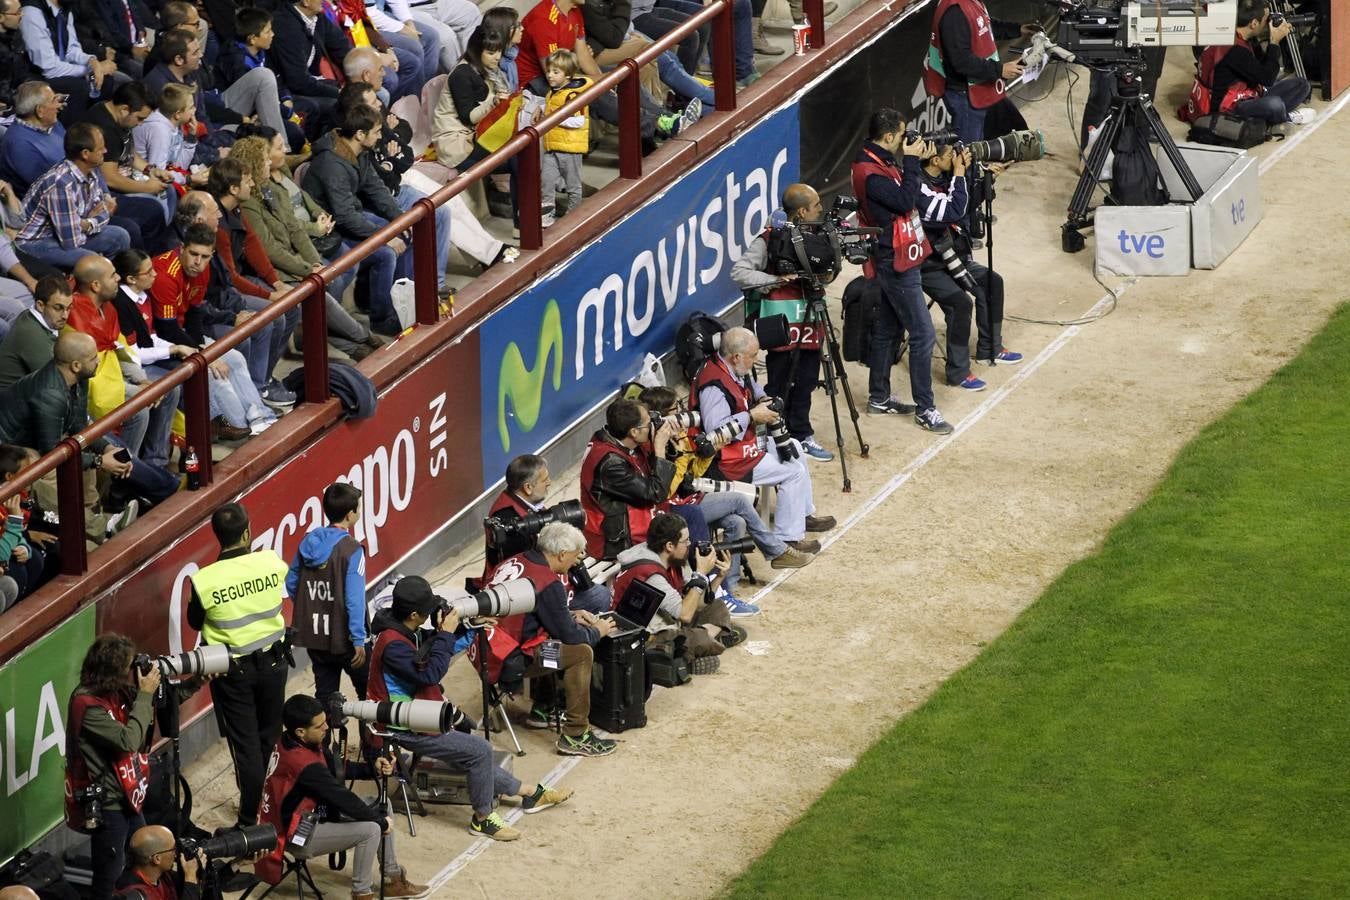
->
xmin=690 ymin=326 xmax=835 ymax=552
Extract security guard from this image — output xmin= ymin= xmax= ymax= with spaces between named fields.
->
xmin=187 ymin=502 xmax=290 ymax=830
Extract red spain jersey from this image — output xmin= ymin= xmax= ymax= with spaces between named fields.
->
xmin=518 ymin=0 xmax=585 ymax=86
xmin=149 ymin=249 xmax=209 ymax=325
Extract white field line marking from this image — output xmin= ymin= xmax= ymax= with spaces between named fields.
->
xmin=426 ymin=83 xmax=1347 ymax=895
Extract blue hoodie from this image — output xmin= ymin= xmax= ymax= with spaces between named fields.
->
xmin=286 ymin=526 xmax=368 ymax=645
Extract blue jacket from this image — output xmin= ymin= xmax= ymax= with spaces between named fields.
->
xmin=286 ymin=525 xmax=368 ymax=645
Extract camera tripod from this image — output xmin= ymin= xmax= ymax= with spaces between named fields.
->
xmin=1062 ymin=61 xmax=1204 ymax=253
xmin=776 ymin=275 xmax=869 ymax=492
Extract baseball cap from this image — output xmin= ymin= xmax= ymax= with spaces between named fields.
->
xmin=390 ymin=576 xmax=442 ymax=619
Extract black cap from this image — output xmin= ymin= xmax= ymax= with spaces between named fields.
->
xmin=390 ymin=576 xmax=441 ymax=619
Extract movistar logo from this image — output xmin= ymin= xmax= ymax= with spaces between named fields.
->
xmin=497 ymin=299 xmax=564 ymax=452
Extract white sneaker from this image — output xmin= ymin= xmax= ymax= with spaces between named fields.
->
xmin=1288 ymin=107 xmax=1316 ymax=125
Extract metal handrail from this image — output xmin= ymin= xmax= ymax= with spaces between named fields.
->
xmin=0 ymin=0 xmax=827 ymax=577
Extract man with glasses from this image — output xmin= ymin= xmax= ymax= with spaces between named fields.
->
xmin=0 ymin=82 xmax=71 ymax=196
xmin=119 ymin=825 xmax=209 ymax=900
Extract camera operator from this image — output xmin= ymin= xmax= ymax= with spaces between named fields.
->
xmin=366 ymin=576 xmax=574 ymax=840
xmin=614 ymin=513 xmax=740 ymax=675
xmin=919 ymin=143 xmax=1022 ymax=386
xmin=186 ymin=502 xmax=290 ymax=832
xmin=65 ymin=634 xmax=160 ymax=900
xmin=287 ymin=483 xmax=371 ymax=702
xmin=482 ymin=454 xmax=612 ymax=614
xmin=117 ymin=826 xmax=207 ymax=900
xmin=1183 ymin=1 xmax=1314 ymax=128
xmin=691 ymin=327 xmax=834 ymax=548
xmin=850 ymin=110 xmax=954 ymax=435
xmin=579 ymin=397 xmax=681 ymax=561
xmin=255 ymin=695 xmax=426 ymax=900
xmin=490 ymin=522 xmax=619 ymax=757
xmin=730 ymin=182 xmax=834 ymax=463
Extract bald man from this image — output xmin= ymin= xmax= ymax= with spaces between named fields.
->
xmin=730 ymin=183 xmax=836 ymax=463
xmin=0 ymin=330 xmax=178 ymax=504
xmin=119 ymin=824 xmax=206 ymax=900
xmin=0 ymin=886 xmax=41 ymax=900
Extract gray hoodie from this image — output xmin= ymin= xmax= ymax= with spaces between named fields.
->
xmin=615 ymin=543 xmax=685 ymax=634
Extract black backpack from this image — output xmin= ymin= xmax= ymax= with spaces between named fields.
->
xmin=1109 ymin=125 xmax=1167 ymax=207
xmin=674 ymin=311 xmax=727 ymax=381
xmin=1186 ymin=113 xmax=1268 ymax=149
xmin=840 ymin=276 xmax=883 ymax=363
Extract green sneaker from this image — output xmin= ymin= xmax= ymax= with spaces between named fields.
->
xmin=656 ymin=112 xmax=680 ymax=139
xmin=524 ymin=706 xmax=552 ymax=729
xmin=468 ymin=811 xmax=520 ymax=841
xmin=556 ymin=730 xmax=617 ymax=757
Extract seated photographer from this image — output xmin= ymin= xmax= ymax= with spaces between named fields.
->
xmin=580 ymin=397 xmax=681 ymax=561
xmin=614 ymin=513 xmax=742 ymax=676
xmin=639 ymin=386 xmax=813 ymax=615
xmin=691 ymin=326 xmax=834 ymax=550
xmin=490 ymin=522 xmax=619 ymax=757
xmin=117 ymin=825 xmax=209 ymax=900
xmin=729 ymin=182 xmax=834 ymax=463
xmin=918 ymin=142 xmax=1021 ymax=391
xmin=368 ymin=576 xmax=574 ymax=839
xmin=66 ymin=634 xmax=161 ymax=900
xmin=1183 ymin=1 xmax=1313 ymax=128
xmin=257 ymin=695 xmax=426 ymax=899
xmin=482 ymin=453 xmax=612 ymax=614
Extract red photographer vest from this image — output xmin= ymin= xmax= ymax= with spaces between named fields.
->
xmin=850 ymin=150 xmax=934 ymax=276
xmin=64 ymin=691 xmax=150 ymax=832
xmin=255 ymin=741 xmax=325 ymax=885
xmin=479 ymin=552 xmax=565 ymax=671
xmin=1179 ymin=37 xmax=1264 ymax=122
xmin=689 ymin=357 xmax=763 ymax=482
xmin=579 ymin=433 xmax=658 ymax=559
xmin=368 ymin=629 xmax=447 ymax=708
xmin=924 ymin=0 xmax=1005 ymax=108
xmin=611 ymin=558 xmax=684 ymax=612
xmin=480 ymin=490 xmax=532 ymax=581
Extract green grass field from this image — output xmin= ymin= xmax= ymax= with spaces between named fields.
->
xmin=728 ymin=305 xmax=1350 ymax=898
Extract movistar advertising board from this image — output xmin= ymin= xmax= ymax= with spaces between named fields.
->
xmin=478 ymin=104 xmax=801 ymax=486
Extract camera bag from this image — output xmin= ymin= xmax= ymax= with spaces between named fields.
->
xmin=589 ymin=624 xmax=651 ymax=733
xmin=840 ymin=276 xmax=883 ymax=362
xmin=1186 ymin=113 xmax=1268 ymax=149
xmin=675 ymin=312 xmax=727 ymax=381
xmin=645 ymin=648 xmax=691 ymax=687
xmin=1 ymin=850 xmax=79 ymax=900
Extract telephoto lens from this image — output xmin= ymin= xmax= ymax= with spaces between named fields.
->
xmin=181 ymin=824 xmax=278 ymax=861
xmin=341 ymin=699 xmax=471 ymax=733
xmin=965 ymin=129 xmax=1047 ymax=164
xmin=666 ymin=411 xmax=700 ymax=430
xmin=134 ymin=645 xmax=232 ymax=678
xmin=447 ymin=578 xmax=537 ymax=618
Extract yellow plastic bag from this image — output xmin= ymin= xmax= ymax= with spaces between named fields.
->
xmin=86 ymin=350 xmax=126 ymax=420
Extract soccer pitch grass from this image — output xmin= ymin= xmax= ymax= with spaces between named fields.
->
xmin=727 ymin=304 xmax=1350 ymax=898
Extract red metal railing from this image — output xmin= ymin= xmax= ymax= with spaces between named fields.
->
xmin=0 ymin=0 xmax=832 ymax=576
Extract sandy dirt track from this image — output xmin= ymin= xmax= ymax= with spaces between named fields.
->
xmin=183 ymin=53 xmax=1350 ymax=899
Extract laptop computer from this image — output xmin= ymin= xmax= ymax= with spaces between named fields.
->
xmin=608 ymin=579 xmax=666 ymax=632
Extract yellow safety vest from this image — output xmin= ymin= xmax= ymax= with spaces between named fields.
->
xmin=194 ymin=551 xmax=289 ymax=657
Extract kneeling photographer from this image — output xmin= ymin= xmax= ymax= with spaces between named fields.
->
xmin=366 ymin=577 xmax=574 ymax=841
xmin=480 ymin=454 xmax=611 ymax=614
xmin=255 ymin=695 xmax=425 ymax=899
xmin=614 ymin=514 xmax=741 ymax=675
xmin=118 ymin=824 xmax=269 ymax=900
xmin=918 ymin=142 xmax=1022 ymax=391
xmin=730 ymin=183 xmax=834 ymax=463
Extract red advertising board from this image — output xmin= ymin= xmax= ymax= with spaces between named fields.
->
xmin=91 ymin=336 xmax=482 ymax=719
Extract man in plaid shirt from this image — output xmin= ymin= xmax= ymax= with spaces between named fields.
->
xmin=15 ymin=121 xmax=131 ymax=270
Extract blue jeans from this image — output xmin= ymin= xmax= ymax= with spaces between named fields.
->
xmin=636 ymin=2 xmax=706 ymax=74
xmin=205 ymin=347 xmax=276 ymax=428
xmin=731 ymin=0 xmax=754 ymax=80
xmin=942 ymin=88 xmax=987 ymax=144
xmin=571 ymin=583 xmax=613 ymax=614
xmin=394 ymin=730 xmax=521 ymax=817
xmin=397 ymin=183 xmax=451 ymax=291
xmin=656 ymin=50 xmax=714 ymax=113
xmin=1232 ymin=77 xmax=1312 ymax=124
xmin=380 ymin=30 xmax=427 ymax=100
xmin=867 ymin=264 xmax=934 ymax=412
xmin=90 ymin=807 xmax=145 ymax=900
xmin=106 ymin=434 xmax=179 ymax=505
xmin=18 ymin=226 xmax=130 ymax=270
xmin=697 ymin=489 xmax=787 ymax=592
xmin=142 ymin=364 xmax=183 ymax=469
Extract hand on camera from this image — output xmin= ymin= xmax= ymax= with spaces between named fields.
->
xmin=900 ymin=134 xmax=928 ymax=158
xmin=439 ymin=607 xmax=461 ymax=633
xmin=749 ymin=399 xmax=779 ymax=425
xmin=374 ymin=756 xmax=395 ymax=776
xmin=136 ymin=664 xmax=162 ymax=695
xmin=1271 ymin=20 xmax=1293 ymax=42
xmin=182 ymin=848 xmax=206 ymax=882
xmin=693 ymin=544 xmax=717 ymax=575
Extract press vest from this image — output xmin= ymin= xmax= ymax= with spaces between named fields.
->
xmin=291 ymin=535 xmax=360 ymax=656
xmin=579 ymin=432 xmax=659 ymax=559
xmin=493 ymin=550 xmax=571 ymax=646
xmin=64 ymin=690 xmax=150 ymax=831
xmin=193 ymin=550 xmax=289 ymax=657
xmin=690 ymin=356 xmax=762 ymax=481
xmin=612 ymin=559 xmax=684 ymax=607
xmin=924 ymin=0 xmax=1005 ymax=108
xmin=1179 ymin=37 xmax=1264 ymax=122
xmin=481 ymin=490 xmax=531 ymax=579
xmin=255 ymin=740 xmax=324 ymax=885
xmin=850 ymin=150 xmax=934 ymax=276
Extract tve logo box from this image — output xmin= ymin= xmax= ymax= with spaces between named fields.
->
xmin=1095 ymin=206 xmax=1192 ymax=277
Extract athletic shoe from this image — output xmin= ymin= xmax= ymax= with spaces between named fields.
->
xmin=914 ymin=407 xmax=954 ymax=435
xmin=556 ymin=730 xmax=617 ymax=757
xmin=690 ymin=655 xmax=721 ymax=675
xmin=787 ymin=538 xmax=821 ymax=554
xmin=249 ymin=418 xmax=277 ymax=436
xmin=975 ymin=348 xmax=1023 ymax=366
xmin=523 ymin=706 xmax=553 ymax=730
xmin=521 ymin=783 xmax=574 ymax=814
xmin=382 ymin=869 xmax=429 ymax=899
xmin=678 ymin=97 xmax=702 ymax=132
xmin=105 ymin=500 xmax=139 ymax=538
xmin=468 ymin=811 xmax=520 ymax=841
xmin=867 ymin=396 xmax=917 ymax=416
xmin=655 ymin=112 xmax=681 ymax=138
xmin=260 ymin=380 xmax=296 ymax=409
xmin=1288 ymin=107 xmax=1316 ymax=125
xmin=953 ymin=374 xmax=987 ymax=391
xmin=737 ymin=71 xmax=763 ymax=88
xmin=804 ymin=515 xmax=835 ymax=532
xmin=770 ymin=546 xmax=814 ymax=569
xmin=541 ymin=211 xmax=556 ymax=228
xmin=718 ymin=624 xmax=748 ymax=648
xmin=722 ymin=594 xmax=761 ymax=618
xmin=801 ymin=438 xmax=834 ymax=461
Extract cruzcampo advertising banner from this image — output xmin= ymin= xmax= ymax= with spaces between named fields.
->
xmin=0 ymin=603 xmax=95 ymax=865
xmin=477 ymin=103 xmax=801 ymax=486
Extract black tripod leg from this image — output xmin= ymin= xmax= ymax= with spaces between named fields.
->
xmin=1140 ymin=98 xmax=1203 ymax=200
xmin=815 ymin=342 xmax=852 ymax=492
xmin=1064 ymin=98 xmax=1124 ymax=251
xmin=818 ymin=305 xmax=869 ymax=459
